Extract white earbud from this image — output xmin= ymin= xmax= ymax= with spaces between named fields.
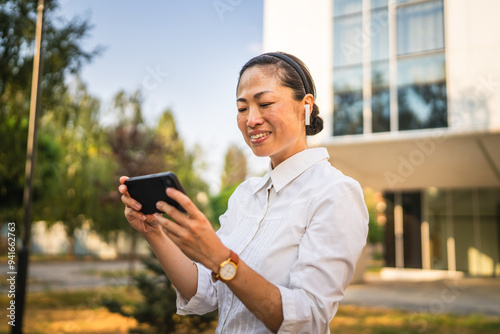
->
xmin=305 ymin=104 xmax=311 ymax=126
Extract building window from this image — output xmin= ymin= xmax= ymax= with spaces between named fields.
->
xmin=334 ymin=66 xmax=364 ymax=135
xmin=397 ymin=0 xmax=447 ymax=130
xmin=372 ymin=61 xmax=391 ymax=132
xmin=386 ymin=187 xmax=500 ymax=275
xmin=397 ymin=0 xmax=444 ymax=55
xmin=332 ymin=0 xmax=448 ymax=136
xmin=398 ymin=53 xmax=447 ymax=130
xmin=333 ymin=0 xmax=363 ymax=136
xmin=334 ymin=0 xmax=362 ymax=17
xmin=371 ymin=2 xmax=390 ymax=132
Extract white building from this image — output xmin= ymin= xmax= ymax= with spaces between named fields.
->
xmin=263 ymin=0 xmax=500 ymax=276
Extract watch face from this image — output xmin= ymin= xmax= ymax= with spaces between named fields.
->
xmin=220 ymin=262 xmax=237 ymax=280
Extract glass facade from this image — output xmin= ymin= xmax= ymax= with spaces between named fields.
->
xmin=333 ymin=0 xmax=448 ymax=135
xmin=398 ymin=53 xmax=447 ymax=130
xmin=334 ymin=0 xmax=362 ymax=17
xmin=371 ymin=3 xmax=390 ymax=132
xmin=388 ymin=187 xmax=500 ymax=276
xmin=333 ymin=66 xmax=363 ymax=135
xmin=383 ymin=192 xmax=422 ymax=269
xmin=371 ymin=0 xmax=388 ymax=10
xmin=333 ymin=1 xmax=363 ymax=135
xmin=372 ymin=62 xmax=390 ymax=132
xmin=397 ymin=0 xmax=445 ymax=55
xmin=330 ymin=1 xmax=498 ymax=278
xmin=397 ymin=0 xmax=447 ymax=131
xmin=334 ymin=13 xmax=363 ymax=67
xmin=427 ymin=188 xmax=448 ymax=270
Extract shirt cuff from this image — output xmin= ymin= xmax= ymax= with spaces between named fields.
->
xmin=176 ymin=262 xmax=217 ymax=315
xmin=276 ymin=285 xmax=310 ymax=333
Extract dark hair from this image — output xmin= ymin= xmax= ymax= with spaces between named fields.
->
xmin=237 ymin=52 xmax=324 ymax=136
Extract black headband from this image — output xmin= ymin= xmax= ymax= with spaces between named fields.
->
xmin=263 ymin=52 xmax=314 ymax=97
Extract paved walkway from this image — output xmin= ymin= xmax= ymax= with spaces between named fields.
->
xmin=342 ymin=276 xmax=500 ymax=317
xmin=0 ymin=260 xmax=145 ymax=292
xmin=2 ymin=261 xmax=499 ymax=317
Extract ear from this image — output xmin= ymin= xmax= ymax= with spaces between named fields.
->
xmin=302 ymin=94 xmax=314 ymax=125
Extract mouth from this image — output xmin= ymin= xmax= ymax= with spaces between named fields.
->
xmin=250 ymin=131 xmax=271 ymax=140
xmin=249 ymin=131 xmax=271 ymax=143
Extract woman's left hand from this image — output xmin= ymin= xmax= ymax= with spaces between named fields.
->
xmin=154 ymin=187 xmax=229 ymax=273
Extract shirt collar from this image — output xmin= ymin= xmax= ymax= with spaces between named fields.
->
xmin=252 ymin=147 xmax=330 ymax=194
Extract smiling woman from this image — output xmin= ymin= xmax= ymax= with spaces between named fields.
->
xmin=119 ymin=52 xmax=368 ymax=333
xmin=236 ymin=53 xmax=323 ymax=168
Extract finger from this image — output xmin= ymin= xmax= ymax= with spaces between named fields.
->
xmin=118 ymin=184 xmax=129 ymax=195
xmin=145 ymin=214 xmax=161 ymax=227
xmin=125 ymin=206 xmax=147 ymax=221
xmin=166 ymin=187 xmax=202 ymax=218
xmin=154 ymin=213 xmax=185 ymax=239
xmin=121 ymin=194 xmax=142 ymax=211
xmin=118 ymin=176 xmax=131 ymax=197
xmin=156 ymin=200 xmax=189 ymax=225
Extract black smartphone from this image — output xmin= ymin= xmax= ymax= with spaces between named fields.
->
xmin=124 ymin=172 xmax=186 ymax=214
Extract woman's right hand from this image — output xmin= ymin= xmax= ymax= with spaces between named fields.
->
xmin=119 ymin=176 xmax=162 ymax=234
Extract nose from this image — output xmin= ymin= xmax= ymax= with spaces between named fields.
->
xmin=247 ymin=106 xmax=264 ymax=128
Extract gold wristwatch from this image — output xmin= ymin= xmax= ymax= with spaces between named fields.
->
xmin=212 ymin=250 xmax=239 ymax=282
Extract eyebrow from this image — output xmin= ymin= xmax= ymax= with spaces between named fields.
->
xmin=236 ymin=90 xmax=273 ymax=103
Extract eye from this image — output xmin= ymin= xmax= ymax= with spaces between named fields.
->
xmin=260 ymin=102 xmax=272 ymax=108
xmin=237 ymin=107 xmax=247 ymax=113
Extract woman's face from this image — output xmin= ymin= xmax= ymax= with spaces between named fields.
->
xmin=236 ymin=65 xmax=309 ymax=168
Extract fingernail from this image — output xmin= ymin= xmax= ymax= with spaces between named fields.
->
xmin=134 ymin=203 xmax=141 ymax=210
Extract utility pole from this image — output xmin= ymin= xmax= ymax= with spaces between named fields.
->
xmin=13 ymin=0 xmax=46 ymax=333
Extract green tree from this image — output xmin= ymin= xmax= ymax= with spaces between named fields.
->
xmin=153 ymin=109 xmax=210 ymax=211
xmin=0 ymin=0 xmax=101 ymax=223
xmin=363 ymin=188 xmax=384 ymax=244
xmin=208 ymin=144 xmax=247 ymax=228
xmin=105 ymin=90 xmax=211 ymax=271
xmin=220 ymin=143 xmax=247 ymax=190
xmin=107 ymin=89 xmax=167 ymax=178
xmin=35 ymin=79 xmax=121 ymax=253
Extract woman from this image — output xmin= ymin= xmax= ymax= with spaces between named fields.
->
xmin=119 ymin=52 xmax=368 ymax=333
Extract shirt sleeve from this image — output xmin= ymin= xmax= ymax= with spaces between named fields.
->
xmin=277 ymin=178 xmax=369 ymax=333
xmin=175 ymin=187 xmax=240 ymax=316
xmin=176 ymin=262 xmax=218 ymax=315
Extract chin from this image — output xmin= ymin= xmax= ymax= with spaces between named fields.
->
xmin=250 ymin=147 xmax=272 ymax=158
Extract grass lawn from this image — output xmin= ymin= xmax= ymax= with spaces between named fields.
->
xmin=332 ymin=305 xmax=500 ymax=334
xmin=0 ymin=287 xmax=499 ymax=333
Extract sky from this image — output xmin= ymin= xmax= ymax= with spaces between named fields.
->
xmin=57 ymin=0 xmax=267 ymax=191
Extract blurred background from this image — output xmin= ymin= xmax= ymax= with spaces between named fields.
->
xmin=1 ymin=0 xmax=499 ymax=333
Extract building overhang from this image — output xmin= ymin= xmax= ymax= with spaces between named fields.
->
xmin=321 ymin=128 xmax=500 ymax=191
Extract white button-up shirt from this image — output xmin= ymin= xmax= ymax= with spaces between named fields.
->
xmin=177 ymin=147 xmax=368 ymax=333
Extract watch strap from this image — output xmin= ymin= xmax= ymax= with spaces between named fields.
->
xmin=228 ymin=249 xmax=239 ymax=265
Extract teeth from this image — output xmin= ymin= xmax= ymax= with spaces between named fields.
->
xmin=250 ymin=132 xmax=270 ymax=140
